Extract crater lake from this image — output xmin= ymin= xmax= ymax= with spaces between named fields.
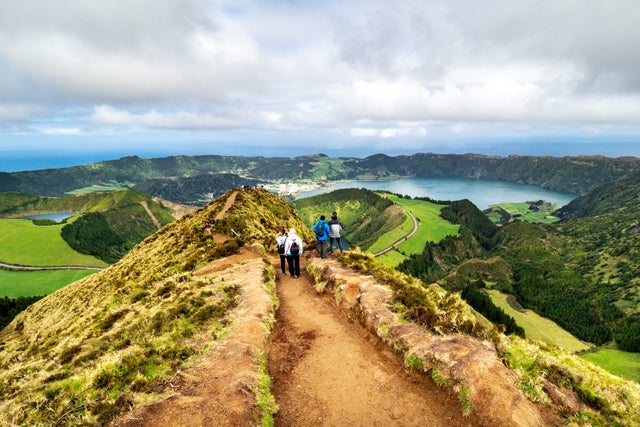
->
xmin=296 ymin=177 xmax=576 ymax=209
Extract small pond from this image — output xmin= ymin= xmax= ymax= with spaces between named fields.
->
xmin=21 ymin=211 xmax=74 ymax=223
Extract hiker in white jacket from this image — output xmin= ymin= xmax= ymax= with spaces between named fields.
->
xmin=284 ymin=228 xmax=303 ymax=278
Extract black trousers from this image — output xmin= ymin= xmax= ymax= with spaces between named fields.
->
xmin=279 ymin=254 xmax=287 ymax=274
xmin=287 ymin=255 xmax=300 ymax=277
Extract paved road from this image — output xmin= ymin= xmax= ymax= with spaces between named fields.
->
xmin=0 ymin=261 xmax=103 ymax=271
xmin=372 ymin=207 xmax=419 ymax=257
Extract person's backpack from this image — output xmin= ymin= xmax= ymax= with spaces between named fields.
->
xmin=313 ymin=221 xmax=326 ymax=239
xmin=290 ymin=240 xmax=300 ymax=255
xmin=277 ymin=242 xmax=285 ymax=254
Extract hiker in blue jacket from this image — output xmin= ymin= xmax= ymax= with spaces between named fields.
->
xmin=313 ymin=215 xmax=331 ymax=259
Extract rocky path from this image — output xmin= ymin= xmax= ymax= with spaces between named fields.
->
xmin=268 ymin=259 xmax=471 ymax=426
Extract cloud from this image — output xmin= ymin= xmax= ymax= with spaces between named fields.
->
xmin=0 ymin=0 xmax=639 ymax=146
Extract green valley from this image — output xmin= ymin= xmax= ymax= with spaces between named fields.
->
xmin=0 ymin=219 xmax=106 ymax=267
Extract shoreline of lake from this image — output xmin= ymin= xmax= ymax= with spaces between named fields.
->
xmin=294 ymin=177 xmax=577 ymax=209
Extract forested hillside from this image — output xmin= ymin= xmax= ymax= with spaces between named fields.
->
xmin=133 ymin=173 xmax=260 ymax=205
xmin=2 ymin=153 xmax=639 ymax=201
xmin=0 ymin=189 xmax=180 ymax=265
xmin=293 ymin=188 xmax=405 ymax=251
xmin=2 ymin=187 xmax=639 ymax=426
xmin=398 ymin=173 xmax=640 ymax=352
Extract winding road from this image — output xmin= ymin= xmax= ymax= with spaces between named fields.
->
xmin=372 ymin=206 xmax=419 ymax=257
xmin=0 ymin=261 xmax=103 ymax=271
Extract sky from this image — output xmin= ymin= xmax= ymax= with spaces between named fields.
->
xmin=1 ymin=0 xmax=640 ymax=170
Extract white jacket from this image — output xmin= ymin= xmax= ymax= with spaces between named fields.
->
xmin=284 ymin=233 xmax=303 ymax=256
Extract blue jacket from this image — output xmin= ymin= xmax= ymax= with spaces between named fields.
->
xmin=313 ymin=220 xmax=330 ymax=241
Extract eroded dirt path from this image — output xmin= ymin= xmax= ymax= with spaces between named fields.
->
xmin=269 ymin=257 xmax=472 ymax=426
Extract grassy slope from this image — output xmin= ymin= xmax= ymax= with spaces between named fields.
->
xmin=0 ymin=188 xmax=308 ymax=426
xmin=485 ymin=202 xmax=561 ymax=224
xmin=371 ymin=194 xmax=459 ymax=266
xmin=580 ymin=349 xmax=640 ymax=382
xmin=0 ymin=219 xmax=107 ymax=267
xmin=0 ymin=269 xmax=97 ymax=297
xmin=294 ymin=188 xmax=403 ymax=251
xmin=487 ymin=289 xmax=590 ymax=353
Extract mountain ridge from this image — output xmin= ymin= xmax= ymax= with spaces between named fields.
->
xmin=2 ymin=152 xmax=640 ymax=202
xmin=3 ymin=188 xmax=639 ymax=425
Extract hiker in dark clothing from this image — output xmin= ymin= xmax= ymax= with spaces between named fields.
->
xmin=328 ymin=212 xmax=344 ymax=255
xmin=276 ymin=229 xmax=288 ymax=275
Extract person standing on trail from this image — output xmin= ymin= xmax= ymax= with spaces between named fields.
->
xmin=276 ymin=229 xmax=288 ymax=276
xmin=313 ymin=215 xmax=331 ymax=259
xmin=285 ymin=228 xmax=303 ymax=278
xmin=328 ymin=212 xmax=344 ymax=255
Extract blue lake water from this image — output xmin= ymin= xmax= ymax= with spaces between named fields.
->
xmin=22 ymin=212 xmax=74 ymax=222
xmin=296 ymin=177 xmax=576 ymax=209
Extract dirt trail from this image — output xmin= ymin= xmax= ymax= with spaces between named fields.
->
xmin=139 ymin=200 xmax=162 ymax=229
xmin=269 ymin=258 xmax=472 ymax=426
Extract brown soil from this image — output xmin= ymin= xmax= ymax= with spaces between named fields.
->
xmin=112 ymin=249 xmax=271 ymax=426
xmin=111 ymin=189 xmax=556 ymax=426
xmin=268 ymin=259 xmax=473 ymax=426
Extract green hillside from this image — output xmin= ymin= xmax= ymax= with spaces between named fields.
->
xmin=0 ymin=219 xmax=106 ymax=267
xmin=398 ymin=172 xmax=640 ymax=356
xmin=294 ymin=188 xmax=405 ymax=251
xmin=1 ymin=188 xmax=639 ymax=425
xmin=0 ymin=269 xmax=97 ymax=298
xmin=556 ymin=170 xmax=640 ymax=219
xmin=0 ymin=187 xmax=312 ymax=426
xmin=2 ymin=153 xmax=639 ymax=202
xmin=369 ymin=194 xmax=459 ymax=265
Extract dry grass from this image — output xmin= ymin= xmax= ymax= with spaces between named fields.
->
xmin=0 ymin=188 xmax=305 ymax=426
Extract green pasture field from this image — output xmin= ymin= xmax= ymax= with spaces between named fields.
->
xmin=487 ymin=289 xmax=591 ymax=353
xmin=0 ymin=219 xmax=107 ymax=267
xmin=487 ymin=202 xmax=561 ymax=224
xmin=369 ymin=194 xmax=459 ymax=266
xmin=376 ymin=250 xmax=409 ymax=266
xmin=0 ymin=269 xmax=96 ymax=297
xmin=65 ymin=182 xmax=132 ymax=195
xmin=580 ymin=349 xmax=640 ymax=382
xmin=367 ymin=204 xmax=416 ymax=255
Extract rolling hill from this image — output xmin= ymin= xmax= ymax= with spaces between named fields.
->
xmin=1 ymin=188 xmax=639 ymax=426
xmin=0 ymin=189 xmax=194 ymax=265
xmin=2 ymin=153 xmax=640 ymax=203
xmin=398 ymin=171 xmax=640 ymax=353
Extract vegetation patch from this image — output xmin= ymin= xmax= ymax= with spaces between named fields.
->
xmin=487 ymin=289 xmax=590 ymax=353
xmin=338 ymin=249 xmax=480 ymax=337
xmin=0 ymin=219 xmax=106 ymax=267
xmin=484 ymin=201 xmax=561 ymax=225
xmin=0 ymin=269 xmax=97 ymax=298
xmin=499 ymin=335 xmax=640 ymax=425
xmin=580 ymin=348 xmax=640 ymax=382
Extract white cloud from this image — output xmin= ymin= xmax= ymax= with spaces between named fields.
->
xmin=0 ymin=0 xmax=639 ymax=147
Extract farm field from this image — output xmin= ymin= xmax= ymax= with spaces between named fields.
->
xmin=487 ymin=289 xmax=591 ymax=353
xmin=65 ymin=181 xmax=133 ymax=195
xmin=580 ymin=349 xmax=640 ymax=382
xmin=0 ymin=219 xmax=107 ymax=267
xmin=485 ymin=202 xmax=561 ymax=224
xmin=369 ymin=194 xmax=459 ymax=266
xmin=0 ymin=269 xmax=96 ymax=297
